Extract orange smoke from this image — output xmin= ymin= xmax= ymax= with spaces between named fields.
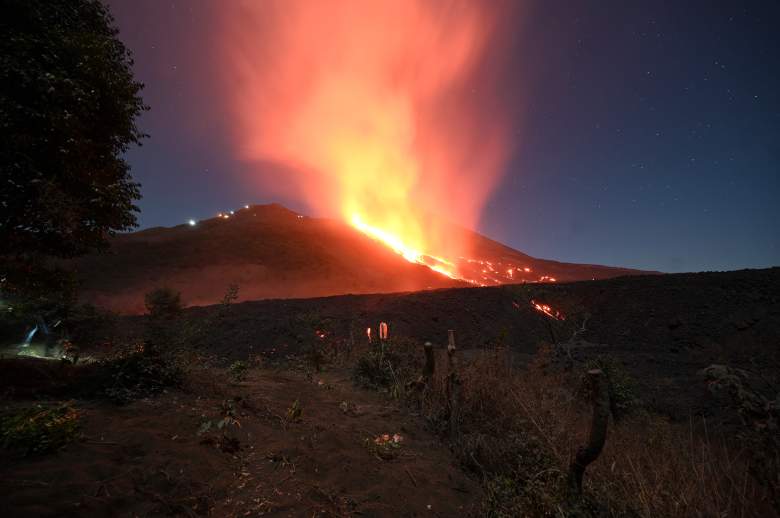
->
xmin=218 ymin=1 xmax=517 ymax=278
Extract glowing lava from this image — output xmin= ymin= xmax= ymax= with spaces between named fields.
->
xmin=350 ymin=214 xmax=458 ymax=279
xmin=530 ymin=299 xmax=566 ymax=321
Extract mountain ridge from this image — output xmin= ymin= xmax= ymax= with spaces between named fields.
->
xmin=71 ymin=203 xmax=657 ymax=313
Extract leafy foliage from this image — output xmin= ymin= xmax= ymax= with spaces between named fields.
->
xmin=144 ymin=287 xmax=183 ymax=351
xmin=102 ymin=348 xmax=184 ymax=404
xmin=701 ymin=364 xmax=779 ymax=510
xmin=0 ymin=403 xmax=80 ymax=455
xmin=228 ymin=360 xmax=248 ymax=382
xmin=144 ymin=287 xmax=183 ymax=320
xmin=198 ymin=399 xmax=242 ymax=453
xmin=0 ymin=0 xmax=146 ymax=260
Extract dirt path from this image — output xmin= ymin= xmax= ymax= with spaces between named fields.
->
xmin=1 ymin=367 xmax=479 ymax=517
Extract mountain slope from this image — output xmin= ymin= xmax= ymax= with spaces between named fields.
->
xmin=71 ymin=203 xmax=653 ymax=313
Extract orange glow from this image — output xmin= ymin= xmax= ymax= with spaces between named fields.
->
xmin=530 ymin=299 xmax=566 ymax=321
xmin=217 ymin=1 xmax=522 ymax=282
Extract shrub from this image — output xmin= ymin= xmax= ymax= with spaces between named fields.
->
xmin=701 ymin=364 xmax=779 ymax=510
xmin=0 ymin=403 xmax=80 ymax=455
xmin=102 ymin=348 xmax=184 ymax=404
xmin=351 ymin=338 xmax=420 ymax=395
xmin=229 ymin=360 xmax=248 ymax=382
xmin=198 ymin=399 xmax=242 ymax=453
xmin=144 ymin=287 xmax=182 ymax=320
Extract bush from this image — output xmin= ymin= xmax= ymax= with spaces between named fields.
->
xmin=0 ymin=403 xmax=80 ymax=455
xmin=701 ymin=364 xmax=779 ymax=510
xmin=102 ymin=348 xmax=184 ymax=404
xmin=144 ymin=287 xmax=182 ymax=320
xmin=352 ymin=338 xmax=420 ymax=396
xmin=198 ymin=398 xmax=242 ymax=453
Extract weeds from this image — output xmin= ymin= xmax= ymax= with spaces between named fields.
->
xmin=228 ymin=360 xmax=248 ymax=382
xmin=0 ymin=403 xmax=80 ymax=455
xmin=198 ymin=398 xmax=241 ymax=453
xmin=286 ymin=399 xmax=302 ymax=423
xmin=351 ymin=338 xmax=419 ymax=396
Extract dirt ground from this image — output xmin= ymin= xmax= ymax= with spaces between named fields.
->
xmin=0 ymin=365 xmax=479 ymax=517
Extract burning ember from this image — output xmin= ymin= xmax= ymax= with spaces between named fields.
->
xmin=530 ymin=299 xmax=565 ymax=321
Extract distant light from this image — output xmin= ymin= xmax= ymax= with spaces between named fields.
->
xmin=188 ymin=219 xmax=197 ymax=226
xmin=244 ymin=204 xmax=249 ymax=209
xmin=229 ymin=210 xmax=235 ymax=215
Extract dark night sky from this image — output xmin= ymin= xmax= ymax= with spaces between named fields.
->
xmin=107 ymin=1 xmax=779 ymax=273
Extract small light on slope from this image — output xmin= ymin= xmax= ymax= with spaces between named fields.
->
xmin=188 ymin=219 xmax=197 ymax=226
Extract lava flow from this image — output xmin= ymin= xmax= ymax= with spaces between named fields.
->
xmin=350 ymin=214 xmax=459 ymax=280
xmin=530 ymin=300 xmax=566 ymax=321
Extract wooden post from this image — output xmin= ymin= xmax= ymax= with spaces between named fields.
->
xmin=347 ymin=322 xmax=354 ymax=362
xmin=568 ymin=369 xmax=610 ymax=497
xmin=446 ymin=330 xmax=461 ymax=441
xmin=423 ymin=342 xmax=435 ymax=384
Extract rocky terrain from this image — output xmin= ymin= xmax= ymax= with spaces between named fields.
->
xmin=108 ymin=267 xmax=780 ymax=422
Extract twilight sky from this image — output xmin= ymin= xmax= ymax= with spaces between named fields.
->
xmin=107 ymin=0 xmax=779 ymax=273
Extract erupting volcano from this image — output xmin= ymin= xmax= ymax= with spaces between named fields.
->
xmin=219 ymin=0 xmax=519 ymax=282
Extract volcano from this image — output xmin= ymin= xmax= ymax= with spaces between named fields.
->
xmin=71 ymin=204 xmax=655 ymax=313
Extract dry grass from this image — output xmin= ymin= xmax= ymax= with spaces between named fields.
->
xmin=353 ymin=339 xmax=777 ymax=517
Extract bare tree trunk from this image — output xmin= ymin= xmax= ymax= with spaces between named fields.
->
xmin=568 ymin=368 xmax=610 ymax=497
